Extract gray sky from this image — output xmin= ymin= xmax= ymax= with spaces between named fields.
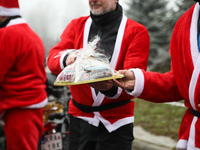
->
xmin=18 ymin=0 xmax=130 ymax=49
xmin=17 ymin=0 xmax=173 ymax=53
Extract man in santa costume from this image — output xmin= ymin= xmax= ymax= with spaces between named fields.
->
xmin=47 ymin=0 xmax=150 ymax=149
xmin=0 ymin=0 xmax=47 ymax=149
xmin=113 ymin=0 xmax=200 ymax=149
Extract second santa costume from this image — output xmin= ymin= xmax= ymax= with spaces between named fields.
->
xmin=128 ymin=3 xmax=200 ymax=150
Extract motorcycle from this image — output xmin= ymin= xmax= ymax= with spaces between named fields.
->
xmin=0 ymin=71 xmax=71 ymax=150
xmin=39 ymin=72 xmax=71 ymax=150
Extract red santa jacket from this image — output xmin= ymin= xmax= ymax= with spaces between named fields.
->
xmin=127 ymin=4 xmax=200 ymax=149
xmin=47 ymin=15 xmax=150 ymax=132
xmin=0 ymin=18 xmax=47 ymax=116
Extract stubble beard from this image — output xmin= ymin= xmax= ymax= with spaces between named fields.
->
xmin=90 ymin=1 xmax=113 ymax=15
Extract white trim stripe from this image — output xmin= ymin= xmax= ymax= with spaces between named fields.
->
xmin=84 ymin=15 xmax=128 ymax=108
xmin=0 ymin=6 xmax=20 ymax=16
xmin=6 ymin=18 xmax=26 ymax=27
xmin=189 ymin=55 xmax=200 ymax=110
xmin=23 ymin=98 xmax=48 ymax=108
xmin=93 ymin=15 xmax=127 ymax=106
xmin=80 ymin=16 xmax=133 ymax=132
xmin=176 ymin=117 xmax=200 ymax=150
xmin=77 ymin=114 xmax=134 ymax=132
xmin=189 ymin=4 xmax=200 ymax=110
xmin=110 ymin=15 xmax=127 ymax=69
xmin=176 ymin=139 xmax=188 ymax=150
xmin=187 ymin=116 xmax=197 ymax=150
xmin=77 ymin=115 xmax=100 ymax=127
xmin=94 ymin=112 xmax=134 ymax=132
xmin=83 ymin=17 xmax=92 ymax=48
xmin=82 ymin=17 xmax=106 ymax=107
xmin=60 ymin=51 xmax=69 ymax=70
xmin=190 ymin=4 xmax=199 ymax=66
xmin=126 ymin=68 xmax=144 ymax=97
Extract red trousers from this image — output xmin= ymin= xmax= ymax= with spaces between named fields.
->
xmin=3 ymin=108 xmax=44 ymax=150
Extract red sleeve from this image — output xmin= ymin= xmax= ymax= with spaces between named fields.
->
xmin=123 ymin=21 xmax=150 ymax=70
xmin=140 ymin=69 xmax=184 ymax=102
xmin=47 ymin=19 xmax=77 ymax=75
xmin=0 ymin=47 xmax=13 ymax=83
xmin=115 ymin=21 xmax=150 ymax=100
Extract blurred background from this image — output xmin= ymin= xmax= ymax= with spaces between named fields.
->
xmin=18 ymin=0 xmax=195 ymax=146
xmin=18 ymin=0 xmax=195 ymax=73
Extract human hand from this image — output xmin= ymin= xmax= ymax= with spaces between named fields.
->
xmin=198 ymin=104 xmax=200 ymax=108
xmin=87 ymin=80 xmax=114 ymax=91
xmin=113 ymin=70 xmax=135 ymax=90
xmin=66 ymin=50 xmax=80 ymax=65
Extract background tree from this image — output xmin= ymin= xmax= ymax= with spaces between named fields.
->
xmin=124 ymin=0 xmax=196 ymax=72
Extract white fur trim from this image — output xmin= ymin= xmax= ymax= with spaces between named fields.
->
xmin=94 ymin=112 xmax=134 ymax=132
xmin=92 ymin=92 xmax=105 ymax=107
xmin=83 ymin=17 xmax=92 ymax=48
xmin=125 ymin=68 xmax=144 ymax=97
xmin=176 ymin=139 xmax=188 ymax=150
xmin=189 ymin=55 xmax=200 ymax=110
xmin=77 ymin=115 xmax=100 ymax=127
xmin=176 ymin=117 xmax=200 ymax=150
xmin=0 ymin=6 xmax=20 ymax=16
xmin=59 ymin=50 xmax=75 ymax=70
xmin=78 ymin=111 xmax=134 ymax=132
xmin=23 ymin=98 xmax=48 ymax=108
xmin=84 ymin=15 xmax=128 ymax=107
xmin=79 ymin=16 xmax=133 ymax=132
xmin=93 ymin=15 xmax=127 ymax=106
xmin=190 ymin=4 xmax=199 ymax=66
xmin=6 ymin=18 xmax=26 ymax=27
xmin=189 ymin=4 xmax=200 ymax=110
xmin=110 ymin=15 xmax=127 ymax=69
xmin=187 ymin=116 xmax=197 ymax=150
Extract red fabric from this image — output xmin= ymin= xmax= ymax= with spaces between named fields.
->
xmin=0 ymin=0 xmax=19 ymax=8
xmin=3 ymin=108 xmax=44 ymax=150
xmin=137 ymin=4 xmax=200 ymax=149
xmin=47 ymin=16 xmax=150 ymax=125
xmin=0 ymin=19 xmax=47 ymax=115
xmin=138 ymin=4 xmax=199 ymax=105
xmin=138 ymin=69 xmax=183 ymax=103
xmin=178 ymin=109 xmax=193 ymax=141
xmin=195 ymin=118 xmax=200 ymax=148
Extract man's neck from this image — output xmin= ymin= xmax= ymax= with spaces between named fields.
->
xmin=0 ymin=16 xmax=21 ymax=28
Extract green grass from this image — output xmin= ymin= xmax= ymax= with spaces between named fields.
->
xmin=133 ymin=98 xmax=187 ymax=141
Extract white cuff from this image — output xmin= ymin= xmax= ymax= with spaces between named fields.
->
xmin=176 ymin=139 xmax=187 ymax=150
xmin=125 ymin=68 xmax=144 ymax=97
xmin=60 ymin=49 xmax=75 ymax=70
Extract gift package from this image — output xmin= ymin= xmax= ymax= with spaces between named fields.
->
xmin=54 ymin=36 xmax=123 ymax=86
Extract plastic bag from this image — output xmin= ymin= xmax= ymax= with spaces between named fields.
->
xmin=54 ymin=36 xmax=123 ymax=86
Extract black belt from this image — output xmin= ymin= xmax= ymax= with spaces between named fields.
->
xmin=72 ymin=99 xmax=131 ymax=113
xmin=190 ymin=108 xmax=200 ymax=118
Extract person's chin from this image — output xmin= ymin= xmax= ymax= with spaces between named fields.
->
xmin=91 ymin=9 xmax=104 ymax=15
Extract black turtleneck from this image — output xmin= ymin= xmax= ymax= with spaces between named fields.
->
xmin=0 ymin=16 xmax=21 ymax=28
xmin=88 ymin=3 xmax=123 ymax=58
xmin=89 ymin=3 xmax=123 ymax=96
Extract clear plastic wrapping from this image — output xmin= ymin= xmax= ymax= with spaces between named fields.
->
xmin=54 ymin=36 xmax=123 ymax=86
